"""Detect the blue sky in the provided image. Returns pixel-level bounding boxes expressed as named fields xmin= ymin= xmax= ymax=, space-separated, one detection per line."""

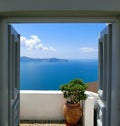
xmin=12 ymin=23 xmax=106 ymax=59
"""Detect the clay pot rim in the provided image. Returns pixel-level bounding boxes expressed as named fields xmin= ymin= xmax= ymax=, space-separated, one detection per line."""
xmin=65 ymin=102 xmax=80 ymax=107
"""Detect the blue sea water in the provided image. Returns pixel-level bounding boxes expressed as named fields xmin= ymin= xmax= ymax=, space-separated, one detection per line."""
xmin=20 ymin=59 xmax=98 ymax=90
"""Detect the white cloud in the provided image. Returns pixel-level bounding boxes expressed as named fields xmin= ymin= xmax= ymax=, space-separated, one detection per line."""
xmin=49 ymin=46 xmax=56 ymax=52
xmin=20 ymin=35 xmax=56 ymax=52
xmin=80 ymin=47 xmax=97 ymax=53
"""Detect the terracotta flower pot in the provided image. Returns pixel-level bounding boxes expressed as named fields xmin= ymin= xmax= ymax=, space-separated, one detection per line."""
xmin=63 ymin=102 xmax=82 ymax=125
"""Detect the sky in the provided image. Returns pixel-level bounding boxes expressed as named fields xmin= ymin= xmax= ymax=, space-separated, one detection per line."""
xmin=12 ymin=23 xmax=106 ymax=59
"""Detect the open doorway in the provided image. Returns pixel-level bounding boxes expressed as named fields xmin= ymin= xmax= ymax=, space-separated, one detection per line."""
xmin=4 ymin=20 xmax=114 ymax=126
xmin=9 ymin=23 xmax=111 ymax=126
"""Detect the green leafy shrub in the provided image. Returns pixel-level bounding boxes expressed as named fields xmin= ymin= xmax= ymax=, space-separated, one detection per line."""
xmin=60 ymin=79 xmax=88 ymax=104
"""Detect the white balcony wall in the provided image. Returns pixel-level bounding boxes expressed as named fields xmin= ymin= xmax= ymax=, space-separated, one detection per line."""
xmin=83 ymin=95 xmax=94 ymax=126
xmin=20 ymin=91 xmax=97 ymax=126
xmin=20 ymin=91 xmax=65 ymax=120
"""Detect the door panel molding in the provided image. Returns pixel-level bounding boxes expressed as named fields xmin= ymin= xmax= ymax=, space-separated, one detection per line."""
xmin=8 ymin=25 xmax=20 ymax=126
xmin=98 ymin=24 xmax=112 ymax=126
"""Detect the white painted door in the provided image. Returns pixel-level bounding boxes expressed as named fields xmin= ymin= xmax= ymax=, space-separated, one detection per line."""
xmin=8 ymin=25 xmax=20 ymax=126
xmin=98 ymin=24 xmax=112 ymax=126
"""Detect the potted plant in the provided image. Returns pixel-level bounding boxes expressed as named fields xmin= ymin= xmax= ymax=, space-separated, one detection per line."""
xmin=60 ymin=79 xmax=88 ymax=125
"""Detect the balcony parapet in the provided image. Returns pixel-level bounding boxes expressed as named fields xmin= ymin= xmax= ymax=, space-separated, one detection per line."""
xmin=20 ymin=90 xmax=98 ymax=126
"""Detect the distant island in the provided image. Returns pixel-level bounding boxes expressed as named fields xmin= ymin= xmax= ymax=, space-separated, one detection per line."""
xmin=20 ymin=56 xmax=68 ymax=62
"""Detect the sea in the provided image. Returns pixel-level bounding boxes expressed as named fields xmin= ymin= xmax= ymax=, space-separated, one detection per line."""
xmin=20 ymin=59 xmax=98 ymax=90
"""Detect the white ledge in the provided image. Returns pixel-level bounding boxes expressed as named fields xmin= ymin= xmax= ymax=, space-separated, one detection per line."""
xmin=20 ymin=90 xmax=98 ymax=96
xmin=20 ymin=90 xmax=63 ymax=94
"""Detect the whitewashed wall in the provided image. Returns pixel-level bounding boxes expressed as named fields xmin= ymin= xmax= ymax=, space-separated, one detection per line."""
xmin=20 ymin=91 xmax=97 ymax=126
xmin=83 ymin=95 xmax=94 ymax=126
xmin=20 ymin=91 xmax=65 ymax=120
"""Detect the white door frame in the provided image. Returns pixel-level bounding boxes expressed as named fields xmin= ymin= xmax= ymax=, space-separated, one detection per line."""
xmin=0 ymin=17 xmax=120 ymax=126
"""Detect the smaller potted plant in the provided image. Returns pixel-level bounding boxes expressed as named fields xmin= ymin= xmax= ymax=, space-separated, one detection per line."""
xmin=60 ymin=79 xmax=88 ymax=125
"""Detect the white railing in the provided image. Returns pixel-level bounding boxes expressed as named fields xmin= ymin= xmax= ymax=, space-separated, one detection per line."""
xmin=20 ymin=91 xmax=98 ymax=126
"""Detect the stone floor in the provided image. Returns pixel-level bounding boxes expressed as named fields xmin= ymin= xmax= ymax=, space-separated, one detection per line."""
xmin=20 ymin=120 xmax=65 ymax=126
xmin=20 ymin=120 xmax=82 ymax=126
